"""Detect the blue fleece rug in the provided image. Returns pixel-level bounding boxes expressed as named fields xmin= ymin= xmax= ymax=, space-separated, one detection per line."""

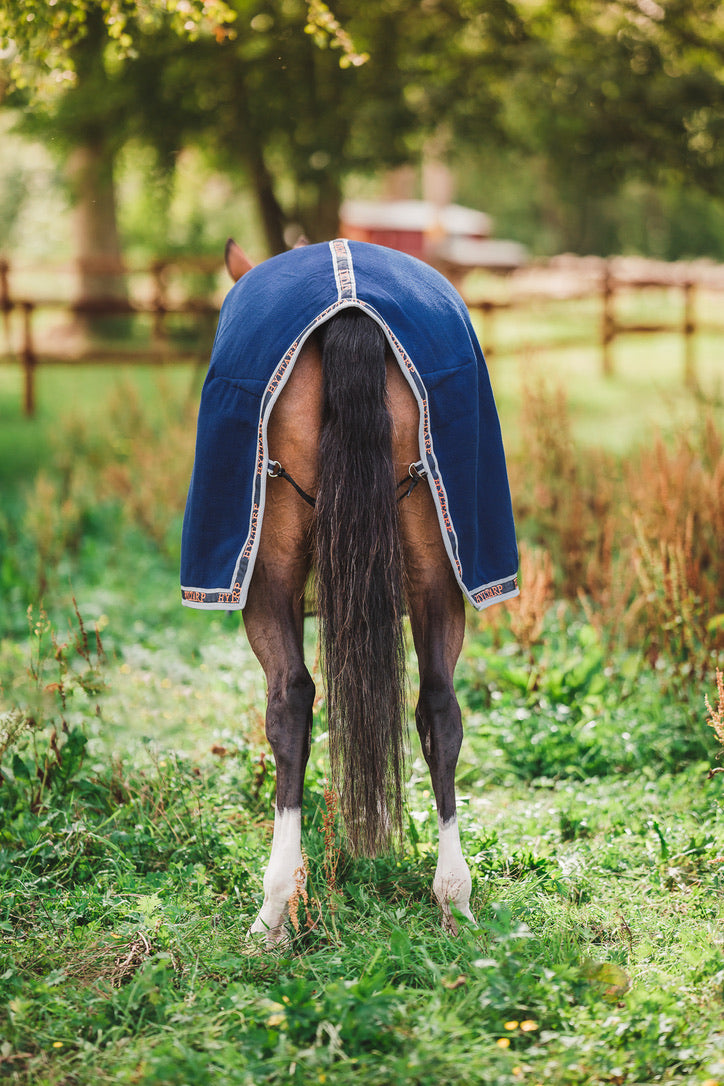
xmin=181 ymin=239 xmax=518 ymax=611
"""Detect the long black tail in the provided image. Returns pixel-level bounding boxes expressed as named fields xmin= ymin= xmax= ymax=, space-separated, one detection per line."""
xmin=315 ymin=309 xmax=407 ymax=857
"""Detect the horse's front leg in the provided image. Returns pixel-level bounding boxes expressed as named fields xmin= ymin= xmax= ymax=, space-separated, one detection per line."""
xmin=244 ymin=578 xmax=315 ymax=946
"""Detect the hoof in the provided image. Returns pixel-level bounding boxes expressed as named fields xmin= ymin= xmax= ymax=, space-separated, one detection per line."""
xmin=248 ymin=916 xmax=291 ymax=950
xmin=440 ymin=902 xmax=476 ymax=936
xmin=434 ymin=863 xmax=473 ymax=935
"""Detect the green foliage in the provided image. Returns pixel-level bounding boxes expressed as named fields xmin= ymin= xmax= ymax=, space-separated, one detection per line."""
xmin=459 ymin=618 xmax=712 ymax=784
xmin=497 ymin=0 xmax=724 ymax=251
xmin=5 ymin=0 xmax=724 ymax=260
xmin=0 ymin=0 xmax=236 ymax=92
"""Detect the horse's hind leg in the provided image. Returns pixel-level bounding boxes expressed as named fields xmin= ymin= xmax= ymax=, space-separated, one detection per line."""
xmin=244 ymin=569 xmax=314 ymax=944
xmin=243 ymin=345 xmax=320 ymax=945
xmin=388 ymin=363 xmax=472 ymax=932
xmin=407 ymin=566 xmax=474 ymax=932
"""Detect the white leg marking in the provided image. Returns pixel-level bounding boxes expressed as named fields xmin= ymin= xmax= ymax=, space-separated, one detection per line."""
xmin=249 ymin=807 xmax=305 ymax=946
xmin=433 ymin=815 xmax=474 ymax=934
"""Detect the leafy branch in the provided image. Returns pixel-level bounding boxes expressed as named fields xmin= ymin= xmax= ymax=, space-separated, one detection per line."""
xmin=304 ymin=0 xmax=369 ymax=68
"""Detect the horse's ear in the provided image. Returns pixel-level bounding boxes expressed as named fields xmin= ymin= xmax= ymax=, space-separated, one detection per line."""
xmin=225 ymin=238 xmax=255 ymax=282
xmin=293 ymin=236 xmax=310 ymax=248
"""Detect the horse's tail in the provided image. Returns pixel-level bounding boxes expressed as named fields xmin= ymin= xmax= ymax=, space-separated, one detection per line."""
xmin=315 ymin=308 xmax=406 ymax=857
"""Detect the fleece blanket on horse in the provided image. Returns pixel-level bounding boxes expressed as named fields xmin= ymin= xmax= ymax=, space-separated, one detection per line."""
xmin=181 ymin=238 xmax=518 ymax=612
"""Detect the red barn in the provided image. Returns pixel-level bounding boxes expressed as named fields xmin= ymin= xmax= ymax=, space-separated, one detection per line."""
xmin=340 ymin=199 xmax=525 ymax=275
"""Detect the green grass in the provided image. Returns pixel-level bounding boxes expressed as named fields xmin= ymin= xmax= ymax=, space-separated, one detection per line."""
xmin=2 ymin=590 xmax=723 ymax=1084
xmin=0 ymin=361 xmax=202 ymax=494
xmin=1 ymin=302 xmax=723 ymax=1084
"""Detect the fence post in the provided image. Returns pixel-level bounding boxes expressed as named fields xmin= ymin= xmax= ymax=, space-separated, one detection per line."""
xmin=21 ymin=301 xmax=37 ymax=417
xmin=601 ymin=260 xmax=615 ymax=378
xmin=0 ymin=259 xmax=10 ymax=348
xmin=480 ymin=300 xmax=496 ymax=360
xmin=151 ymin=259 xmax=168 ymax=344
xmin=682 ymin=279 xmax=697 ymax=390
xmin=0 ymin=258 xmax=9 ymax=312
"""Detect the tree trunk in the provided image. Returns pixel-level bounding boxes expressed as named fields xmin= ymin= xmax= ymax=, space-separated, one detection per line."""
xmin=249 ymin=150 xmax=288 ymax=255
xmin=64 ymin=7 xmax=127 ymax=323
xmin=67 ymin=139 xmax=128 ymax=312
xmin=300 ymin=173 xmax=342 ymax=244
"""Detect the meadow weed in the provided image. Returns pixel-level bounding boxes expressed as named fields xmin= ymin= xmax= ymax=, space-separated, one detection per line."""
xmin=509 ymin=381 xmax=723 ymax=683
xmin=706 ymin=668 xmax=724 ymax=773
xmin=506 ymin=542 xmax=555 ymax=659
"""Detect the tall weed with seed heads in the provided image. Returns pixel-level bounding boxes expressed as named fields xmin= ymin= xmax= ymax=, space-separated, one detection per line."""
xmin=321 ymin=780 xmax=341 ymax=899
xmin=288 ymin=858 xmax=315 ymax=939
xmin=0 ymin=601 xmax=106 ymax=812
xmin=620 ymin=419 xmax=724 ymax=675
xmin=629 ymin=518 xmax=705 ymax=675
xmin=286 ymin=784 xmax=344 ymax=945
xmin=97 ymin=381 xmax=196 ymax=551
xmin=510 ymin=383 xmax=723 ymax=673
xmin=21 ymin=470 xmax=90 ymax=599
xmin=706 ymin=668 xmax=724 ymax=775
xmin=33 ymin=380 xmax=194 ymax=566
xmin=509 ymin=376 xmax=617 ymax=600
xmin=506 ymin=542 xmax=554 ymax=660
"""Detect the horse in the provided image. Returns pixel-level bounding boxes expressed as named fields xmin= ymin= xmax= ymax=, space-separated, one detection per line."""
xmin=181 ymin=237 xmax=518 ymax=945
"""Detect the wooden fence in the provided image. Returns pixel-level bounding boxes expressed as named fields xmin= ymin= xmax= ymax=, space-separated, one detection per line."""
xmin=0 ymin=257 xmax=221 ymax=416
xmin=2 ymin=254 xmax=723 ymax=416
xmin=464 ymin=254 xmax=724 ymax=390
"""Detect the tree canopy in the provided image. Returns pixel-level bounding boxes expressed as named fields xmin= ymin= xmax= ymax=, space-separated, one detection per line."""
xmin=2 ymin=0 xmax=724 ymax=266
xmin=500 ymin=0 xmax=724 ymax=247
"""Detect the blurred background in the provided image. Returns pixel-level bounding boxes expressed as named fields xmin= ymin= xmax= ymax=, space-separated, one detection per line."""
xmin=2 ymin=0 xmax=724 ymax=298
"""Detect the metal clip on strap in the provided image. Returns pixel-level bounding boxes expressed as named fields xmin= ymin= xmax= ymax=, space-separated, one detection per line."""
xmin=267 ymin=460 xmax=316 ymax=507
xmin=397 ymin=460 xmax=427 ymax=501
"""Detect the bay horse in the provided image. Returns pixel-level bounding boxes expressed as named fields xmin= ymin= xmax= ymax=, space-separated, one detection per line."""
xmin=181 ymin=237 xmax=518 ymax=945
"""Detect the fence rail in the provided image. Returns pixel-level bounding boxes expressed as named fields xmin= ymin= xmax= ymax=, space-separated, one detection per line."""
xmin=464 ymin=254 xmax=724 ymax=389
xmin=2 ymin=254 xmax=723 ymax=416
xmin=0 ymin=256 xmax=222 ymax=415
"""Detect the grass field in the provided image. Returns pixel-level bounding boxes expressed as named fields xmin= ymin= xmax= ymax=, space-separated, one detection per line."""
xmin=1 ymin=295 xmax=723 ymax=1085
